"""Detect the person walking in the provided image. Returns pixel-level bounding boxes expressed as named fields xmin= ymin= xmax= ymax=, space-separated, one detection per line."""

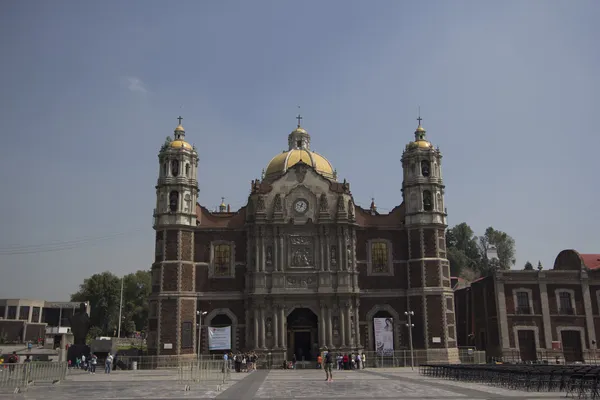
xmin=324 ymin=348 xmax=334 ymax=382
xmin=105 ymin=354 xmax=113 ymax=373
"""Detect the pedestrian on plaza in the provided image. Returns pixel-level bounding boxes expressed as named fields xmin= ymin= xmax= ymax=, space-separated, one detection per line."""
xmin=361 ymin=353 xmax=366 ymax=369
xmin=7 ymin=351 xmax=18 ymax=373
xmin=292 ymin=354 xmax=297 ymax=369
xmin=89 ymin=354 xmax=97 ymax=374
xmin=105 ymin=353 xmax=113 ymax=373
xmin=323 ymin=348 xmax=333 ymax=382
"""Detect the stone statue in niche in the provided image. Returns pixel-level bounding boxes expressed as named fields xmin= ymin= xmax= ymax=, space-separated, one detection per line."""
xmin=347 ymin=200 xmax=354 ymax=219
xmin=337 ymin=196 xmax=345 ymax=212
xmin=347 ymin=244 xmax=353 ymax=266
xmin=266 ymin=317 xmax=272 ymax=337
xmin=332 ymin=316 xmax=339 ymax=337
xmin=351 ymin=316 xmax=355 ymax=338
xmin=330 ymin=245 xmax=337 ymax=266
xmin=266 ymin=246 xmax=273 ymax=265
xmin=256 ymin=195 xmax=266 ymax=212
xmin=273 ymin=194 xmax=282 ymax=212
xmin=296 ymin=164 xmax=307 ymax=183
xmin=319 ymin=193 xmax=328 ymax=212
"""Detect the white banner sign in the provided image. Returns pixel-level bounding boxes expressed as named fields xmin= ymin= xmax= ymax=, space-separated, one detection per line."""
xmin=208 ymin=326 xmax=231 ymax=350
xmin=374 ymin=318 xmax=394 ymax=355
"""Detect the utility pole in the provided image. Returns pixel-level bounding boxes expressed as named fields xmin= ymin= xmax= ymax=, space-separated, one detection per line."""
xmin=117 ymin=276 xmax=124 ymax=338
xmin=405 ymin=311 xmax=415 ymax=370
xmin=197 ymin=310 xmax=207 ymax=361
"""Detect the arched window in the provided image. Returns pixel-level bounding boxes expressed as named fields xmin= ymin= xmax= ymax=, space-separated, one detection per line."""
xmin=162 ymin=163 xmax=167 ymax=176
xmin=185 ymin=163 xmax=190 ymax=177
xmin=169 ymin=191 xmax=179 ymax=212
xmin=421 ymin=160 xmax=430 ymax=177
xmin=213 ymin=244 xmax=231 ymax=276
xmin=171 ymin=160 xmax=179 ymax=177
xmin=423 ymin=190 xmax=432 ymax=211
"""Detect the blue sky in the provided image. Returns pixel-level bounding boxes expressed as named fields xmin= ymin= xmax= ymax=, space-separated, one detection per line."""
xmin=0 ymin=0 xmax=598 ymax=299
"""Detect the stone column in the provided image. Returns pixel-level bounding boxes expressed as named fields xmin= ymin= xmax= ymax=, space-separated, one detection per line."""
xmin=279 ymin=235 xmax=284 ymax=272
xmin=354 ymin=302 xmax=361 ymax=348
xmin=280 ymin=307 xmax=286 ymax=348
xmin=539 ymin=282 xmax=553 ymax=349
xmin=343 ymin=227 xmax=349 ymax=271
xmin=260 ymin=233 xmax=265 ymax=272
xmin=325 ymin=227 xmax=330 ymax=272
xmin=340 ymin=305 xmax=346 ymax=348
xmin=337 ymin=228 xmax=343 ymax=272
xmin=274 ymin=230 xmax=279 ymax=272
xmin=345 ymin=303 xmax=352 ymax=347
xmin=582 ymin=273 xmax=596 ymax=348
xmin=320 ymin=305 xmax=326 ymax=348
xmin=253 ymin=309 xmax=260 ymax=349
xmin=260 ymin=307 xmax=266 ymax=348
xmin=495 ymin=279 xmax=510 ymax=350
xmin=273 ymin=307 xmax=279 ymax=348
xmin=255 ymin=229 xmax=260 ymax=272
xmin=327 ymin=307 xmax=334 ymax=348
xmin=320 ymin=227 xmax=325 ymax=272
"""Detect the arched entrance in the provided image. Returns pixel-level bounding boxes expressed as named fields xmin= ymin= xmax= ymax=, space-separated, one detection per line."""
xmin=287 ymin=308 xmax=318 ymax=361
xmin=207 ymin=313 xmax=234 ymax=354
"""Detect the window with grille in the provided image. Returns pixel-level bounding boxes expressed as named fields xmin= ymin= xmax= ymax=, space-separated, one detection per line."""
xmin=516 ymin=292 xmax=531 ymax=314
xmin=214 ymin=244 xmax=231 ymax=276
xmin=32 ymin=307 xmax=41 ymax=323
xmin=559 ymin=292 xmax=574 ymax=314
xmin=371 ymin=242 xmax=389 ymax=273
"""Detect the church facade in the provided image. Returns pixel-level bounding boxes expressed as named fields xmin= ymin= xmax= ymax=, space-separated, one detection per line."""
xmin=147 ymin=116 xmax=458 ymax=363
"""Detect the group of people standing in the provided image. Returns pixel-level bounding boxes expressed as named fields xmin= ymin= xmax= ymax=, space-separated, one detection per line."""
xmin=229 ymin=351 xmax=258 ymax=372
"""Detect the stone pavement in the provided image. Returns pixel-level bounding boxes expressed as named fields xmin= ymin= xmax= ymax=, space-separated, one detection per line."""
xmin=2 ymin=367 xmax=571 ymax=399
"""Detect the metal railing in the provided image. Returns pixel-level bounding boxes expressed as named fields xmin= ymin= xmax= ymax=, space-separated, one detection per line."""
xmin=178 ymin=360 xmax=230 ymax=391
xmin=0 ymin=361 xmax=67 ymax=393
xmin=362 ymin=349 xmax=486 ymax=368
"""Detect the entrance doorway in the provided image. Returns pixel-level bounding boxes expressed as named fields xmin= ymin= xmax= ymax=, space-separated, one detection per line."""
xmin=287 ymin=308 xmax=318 ymax=361
xmin=561 ymin=330 xmax=584 ymax=363
xmin=517 ymin=330 xmax=537 ymax=362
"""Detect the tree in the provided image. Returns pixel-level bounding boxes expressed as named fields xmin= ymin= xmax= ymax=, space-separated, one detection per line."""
xmin=524 ymin=261 xmax=534 ymax=270
xmin=446 ymin=222 xmax=481 ymax=277
xmin=478 ymin=227 xmax=516 ymax=273
xmin=71 ymin=270 xmax=151 ymax=337
xmin=71 ymin=271 xmax=121 ymax=335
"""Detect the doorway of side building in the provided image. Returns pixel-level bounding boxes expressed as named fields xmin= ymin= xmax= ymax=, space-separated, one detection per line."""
xmin=561 ymin=330 xmax=584 ymax=363
xmin=517 ymin=330 xmax=537 ymax=362
xmin=287 ymin=308 xmax=318 ymax=362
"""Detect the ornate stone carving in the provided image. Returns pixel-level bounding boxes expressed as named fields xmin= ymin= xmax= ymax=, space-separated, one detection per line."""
xmin=347 ymin=244 xmax=353 ymax=264
xmin=273 ymin=194 xmax=282 ymax=212
xmin=290 ymin=236 xmax=311 ymax=246
xmin=291 ymin=248 xmax=312 ymax=266
xmin=337 ymin=196 xmax=345 ymax=212
xmin=330 ymin=245 xmax=337 ymax=265
xmin=347 ymin=200 xmax=354 ymax=219
xmin=333 ymin=316 xmax=340 ymax=336
xmin=351 ymin=316 xmax=356 ymax=337
xmin=256 ymin=195 xmax=265 ymax=212
xmin=319 ymin=193 xmax=328 ymax=212
xmin=266 ymin=317 xmax=273 ymax=337
xmin=286 ymin=276 xmax=315 ymax=288
xmin=296 ymin=164 xmax=307 ymax=183
xmin=266 ymin=246 xmax=273 ymax=265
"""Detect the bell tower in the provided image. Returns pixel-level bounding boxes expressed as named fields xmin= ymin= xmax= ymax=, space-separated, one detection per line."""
xmin=154 ymin=117 xmax=199 ymax=227
xmin=148 ymin=117 xmax=199 ymax=356
xmin=401 ymin=116 xmax=458 ymax=363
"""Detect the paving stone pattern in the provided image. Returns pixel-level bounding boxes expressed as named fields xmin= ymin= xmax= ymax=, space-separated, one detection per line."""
xmin=3 ymin=367 xmax=571 ymax=399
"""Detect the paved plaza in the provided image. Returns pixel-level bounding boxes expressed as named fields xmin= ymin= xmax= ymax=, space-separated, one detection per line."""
xmin=4 ymin=367 xmax=571 ymax=399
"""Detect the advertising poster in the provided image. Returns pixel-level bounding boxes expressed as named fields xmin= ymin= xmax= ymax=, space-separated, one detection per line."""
xmin=208 ymin=326 xmax=231 ymax=350
xmin=374 ymin=317 xmax=394 ymax=355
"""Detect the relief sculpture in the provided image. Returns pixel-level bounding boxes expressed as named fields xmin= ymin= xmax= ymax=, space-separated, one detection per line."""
xmin=291 ymin=248 xmax=312 ymax=266
xmin=266 ymin=246 xmax=273 ymax=265
xmin=290 ymin=236 xmax=311 ymax=246
xmin=330 ymin=245 xmax=337 ymax=266
xmin=286 ymin=276 xmax=315 ymax=288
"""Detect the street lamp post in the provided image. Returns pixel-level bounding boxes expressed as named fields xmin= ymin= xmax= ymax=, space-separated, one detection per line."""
xmin=197 ymin=310 xmax=207 ymax=361
xmin=117 ymin=276 xmax=124 ymax=338
xmin=405 ymin=311 xmax=415 ymax=370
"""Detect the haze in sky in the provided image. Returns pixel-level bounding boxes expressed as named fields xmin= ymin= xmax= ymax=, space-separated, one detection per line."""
xmin=0 ymin=0 xmax=598 ymax=299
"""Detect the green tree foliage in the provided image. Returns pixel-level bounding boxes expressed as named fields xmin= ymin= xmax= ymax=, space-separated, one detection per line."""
xmin=478 ymin=227 xmax=516 ymax=272
xmin=524 ymin=261 xmax=534 ymax=270
xmin=446 ymin=223 xmax=517 ymax=279
xmin=71 ymin=270 xmax=151 ymax=337
xmin=446 ymin=222 xmax=481 ymax=277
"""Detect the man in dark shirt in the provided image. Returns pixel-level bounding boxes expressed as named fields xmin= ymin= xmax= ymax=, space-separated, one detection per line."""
xmin=324 ymin=348 xmax=333 ymax=382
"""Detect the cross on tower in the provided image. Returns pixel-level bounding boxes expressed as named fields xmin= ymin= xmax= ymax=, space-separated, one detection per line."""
xmin=296 ymin=114 xmax=303 ymax=127
xmin=417 ymin=115 xmax=422 ymax=125
xmin=177 ymin=116 xmax=183 ymax=125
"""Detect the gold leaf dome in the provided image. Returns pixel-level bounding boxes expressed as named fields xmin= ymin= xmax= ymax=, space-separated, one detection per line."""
xmin=265 ymin=149 xmax=335 ymax=179
xmin=174 ymin=124 xmax=185 ymax=132
xmin=170 ymin=140 xmax=193 ymax=150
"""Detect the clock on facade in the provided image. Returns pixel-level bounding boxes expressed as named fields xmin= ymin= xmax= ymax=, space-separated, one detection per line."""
xmin=294 ymin=199 xmax=309 ymax=214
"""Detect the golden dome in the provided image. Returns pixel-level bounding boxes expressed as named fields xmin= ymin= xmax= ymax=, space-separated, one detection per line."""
xmin=416 ymin=125 xmax=425 ymax=132
xmin=170 ymin=140 xmax=193 ymax=150
xmin=265 ymin=149 xmax=335 ymax=179
xmin=174 ymin=124 xmax=185 ymax=132
xmin=292 ymin=127 xmax=307 ymax=134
